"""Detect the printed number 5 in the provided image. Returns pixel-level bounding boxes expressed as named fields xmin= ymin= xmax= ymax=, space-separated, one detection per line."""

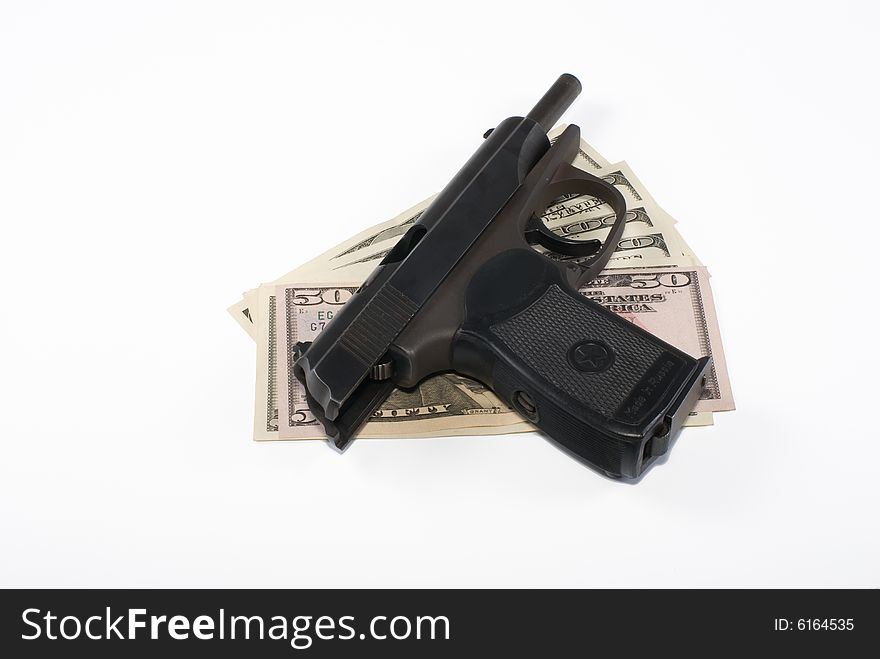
xmin=290 ymin=408 xmax=316 ymax=424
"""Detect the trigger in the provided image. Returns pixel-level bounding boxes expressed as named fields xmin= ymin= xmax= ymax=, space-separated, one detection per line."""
xmin=525 ymin=216 xmax=602 ymax=258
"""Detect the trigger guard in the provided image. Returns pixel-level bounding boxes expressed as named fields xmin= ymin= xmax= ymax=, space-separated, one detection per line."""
xmin=522 ymin=161 xmax=628 ymax=285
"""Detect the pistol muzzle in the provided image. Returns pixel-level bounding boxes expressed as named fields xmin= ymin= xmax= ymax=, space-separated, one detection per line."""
xmin=526 ymin=73 xmax=582 ymax=132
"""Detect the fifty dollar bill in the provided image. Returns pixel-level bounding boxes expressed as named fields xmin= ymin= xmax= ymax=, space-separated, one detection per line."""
xmin=257 ymin=265 xmax=731 ymax=441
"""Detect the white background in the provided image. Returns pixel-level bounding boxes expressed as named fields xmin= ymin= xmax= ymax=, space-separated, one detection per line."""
xmin=2 ymin=1 xmax=878 ymax=588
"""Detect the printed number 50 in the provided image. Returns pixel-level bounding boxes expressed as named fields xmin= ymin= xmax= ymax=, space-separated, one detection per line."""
xmin=629 ymin=273 xmax=691 ymax=289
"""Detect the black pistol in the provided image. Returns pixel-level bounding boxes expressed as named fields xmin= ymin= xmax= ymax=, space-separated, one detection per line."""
xmin=294 ymin=74 xmax=710 ymax=479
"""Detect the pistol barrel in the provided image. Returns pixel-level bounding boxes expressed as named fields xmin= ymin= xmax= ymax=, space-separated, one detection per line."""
xmin=526 ymin=73 xmax=582 ymax=132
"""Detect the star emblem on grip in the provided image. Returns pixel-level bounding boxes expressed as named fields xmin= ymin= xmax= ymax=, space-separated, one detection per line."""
xmin=567 ymin=340 xmax=614 ymax=373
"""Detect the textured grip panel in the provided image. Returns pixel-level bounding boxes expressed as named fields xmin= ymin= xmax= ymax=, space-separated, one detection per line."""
xmin=456 ymin=249 xmax=706 ymax=477
xmin=491 ymin=284 xmax=666 ymax=421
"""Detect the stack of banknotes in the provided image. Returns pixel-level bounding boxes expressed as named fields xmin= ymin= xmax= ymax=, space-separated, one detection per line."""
xmin=229 ymin=126 xmax=734 ymax=441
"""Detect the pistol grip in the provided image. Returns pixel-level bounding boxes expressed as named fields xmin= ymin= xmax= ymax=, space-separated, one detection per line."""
xmin=454 ymin=248 xmax=709 ymax=479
